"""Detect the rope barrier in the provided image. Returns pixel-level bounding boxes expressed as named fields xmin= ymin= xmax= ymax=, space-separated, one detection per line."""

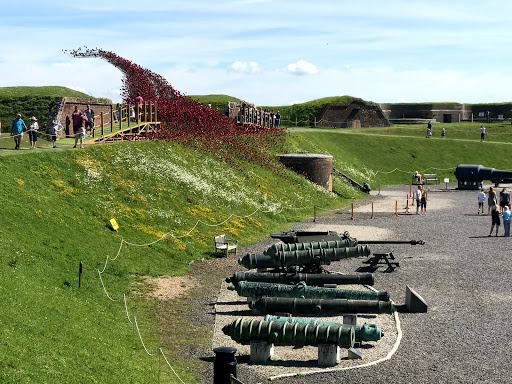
xmin=97 ymin=269 xmax=119 ymax=302
xmin=133 ymin=316 xmax=157 ymax=356
xmin=159 ymin=348 xmax=188 ymax=384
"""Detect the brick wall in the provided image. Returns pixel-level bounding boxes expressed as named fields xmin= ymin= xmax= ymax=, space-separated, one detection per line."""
xmin=49 ymin=97 xmax=113 ymax=138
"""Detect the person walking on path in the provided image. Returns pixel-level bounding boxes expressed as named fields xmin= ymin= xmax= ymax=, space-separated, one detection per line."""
xmin=72 ymin=106 xmax=82 ymax=136
xmin=28 ymin=116 xmax=39 ymax=149
xmin=502 ymin=206 xmax=511 ymax=237
xmin=488 ymin=187 xmax=497 ymax=214
xmin=478 ymin=189 xmax=485 ymax=214
xmin=489 ymin=205 xmax=501 ymax=236
xmin=73 ymin=111 xmax=87 ymax=149
xmin=83 ymin=104 xmax=94 ymax=133
xmin=480 ymin=125 xmax=486 ymax=142
xmin=11 ymin=113 xmax=26 ymax=150
xmin=499 ymin=188 xmax=510 ymax=213
xmin=416 ymin=185 xmax=423 ymax=214
xmin=420 ymin=188 xmax=427 ymax=215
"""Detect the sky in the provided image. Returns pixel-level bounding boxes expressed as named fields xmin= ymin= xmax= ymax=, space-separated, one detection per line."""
xmin=2 ymin=0 xmax=512 ymax=106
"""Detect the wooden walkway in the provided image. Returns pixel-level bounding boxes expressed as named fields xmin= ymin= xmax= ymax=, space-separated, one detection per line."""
xmin=88 ymin=121 xmax=160 ymax=144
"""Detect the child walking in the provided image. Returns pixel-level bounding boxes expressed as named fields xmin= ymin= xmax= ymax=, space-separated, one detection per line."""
xmin=477 ymin=189 xmax=485 ymax=214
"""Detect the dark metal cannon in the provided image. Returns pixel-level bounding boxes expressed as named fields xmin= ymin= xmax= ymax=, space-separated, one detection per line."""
xmin=270 ymin=230 xmax=424 ymax=246
xmin=225 ymin=271 xmax=375 ymax=286
xmin=454 ymin=164 xmax=512 ymax=190
xmin=264 ymin=315 xmax=383 ymax=342
xmin=222 ymin=317 xmax=355 ymax=348
xmin=238 ymin=245 xmax=370 ymax=270
xmin=228 ymin=281 xmax=390 ymax=301
xmin=250 ymin=297 xmax=393 ymax=315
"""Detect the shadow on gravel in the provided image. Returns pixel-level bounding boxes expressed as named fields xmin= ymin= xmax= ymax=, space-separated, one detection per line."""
xmin=211 ymin=309 xmax=253 ymax=316
xmin=216 ymin=300 xmax=247 ymax=305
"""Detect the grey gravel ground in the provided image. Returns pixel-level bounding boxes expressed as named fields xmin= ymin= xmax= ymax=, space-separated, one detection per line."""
xmin=197 ymin=183 xmax=512 ymax=384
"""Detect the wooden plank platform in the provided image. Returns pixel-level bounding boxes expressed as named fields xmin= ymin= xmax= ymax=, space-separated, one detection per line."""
xmin=87 ymin=121 xmax=161 ymax=144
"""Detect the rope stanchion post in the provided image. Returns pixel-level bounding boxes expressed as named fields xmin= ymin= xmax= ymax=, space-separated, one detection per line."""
xmin=394 ymin=200 xmax=398 ymax=217
xmin=351 ymin=203 xmax=355 ymax=220
xmin=313 ymin=205 xmax=318 ymax=223
xmin=405 ymin=195 xmax=410 ymax=214
xmin=378 ymin=183 xmax=381 ymax=196
xmin=78 ymin=261 xmax=83 ymax=288
xmin=370 ymin=202 xmax=376 ymax=219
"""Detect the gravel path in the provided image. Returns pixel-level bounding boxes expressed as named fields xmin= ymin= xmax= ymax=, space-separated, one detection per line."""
xmin=197 ymin=183 xmax=512 ymax=384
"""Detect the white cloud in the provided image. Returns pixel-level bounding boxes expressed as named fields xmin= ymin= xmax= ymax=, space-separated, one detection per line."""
xmin=286 ymin=60 xmax=318 ymax=75
xmin=228 ymin=61 xmax=261 ymax=74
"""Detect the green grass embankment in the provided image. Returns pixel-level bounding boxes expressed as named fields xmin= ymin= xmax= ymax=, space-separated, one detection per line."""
xmin=0 ymin=139 xmax=360 ymax=383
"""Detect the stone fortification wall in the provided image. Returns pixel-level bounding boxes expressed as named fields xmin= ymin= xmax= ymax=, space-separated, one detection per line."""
xmin=48 ymin=97 xmax=112 ymax=138
xmin=379 ymin=103 xmax=512 ymax=123
xmin=317 ymin=98 xmax=389 ymax=128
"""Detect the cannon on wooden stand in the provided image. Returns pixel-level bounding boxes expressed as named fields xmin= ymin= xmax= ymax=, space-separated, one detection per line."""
xmin=270 ymin=230 xmax=424 ymax=246
xmin=238 ymin=245 xmax=370 ymax=271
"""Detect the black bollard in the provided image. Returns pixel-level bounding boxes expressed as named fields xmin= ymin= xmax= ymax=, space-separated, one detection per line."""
xmin=213 ymin=346 xmax=237 ymax=384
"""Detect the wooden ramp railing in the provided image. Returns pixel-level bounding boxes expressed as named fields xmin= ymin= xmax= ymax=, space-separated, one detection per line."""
xmin=89 ymin=101 xmax=159 ymax=143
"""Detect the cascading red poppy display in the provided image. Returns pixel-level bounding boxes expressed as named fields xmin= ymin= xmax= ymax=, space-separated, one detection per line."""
xmin=65 ymin=47 xmax=286 ymax=174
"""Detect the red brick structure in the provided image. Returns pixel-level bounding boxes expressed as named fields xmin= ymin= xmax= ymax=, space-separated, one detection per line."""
xmin=48 ymin=97 xmax=113 ymax=138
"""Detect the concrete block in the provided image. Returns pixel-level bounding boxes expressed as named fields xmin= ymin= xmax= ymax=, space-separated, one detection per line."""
xmin=318 ymin=344 xmax=339 ymax=366
xmin=405 ymin=285 xmax=428 ymax=313
xmin=250 ymin=340 xmax=273 ymax=363
xmin=347 ymin=347 xmax=363 ymax=359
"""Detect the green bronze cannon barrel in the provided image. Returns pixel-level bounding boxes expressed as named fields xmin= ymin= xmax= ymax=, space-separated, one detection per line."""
xmin=264 ymin=240 xmax=357 ymax=256
xmin=225 ymin=271 xmax=374 ymax=286
xmin=222 ymin=317 xmax=355 ymax=348
xmin=250 ymin=297 xmax=393 ymax=315
xmin=264 ymin=315 xmax=383 ymax=342
xmin=238 ymin=245 xmax=370 ymax=269
xmin=228 ymin=281 xmax=389 ymax=301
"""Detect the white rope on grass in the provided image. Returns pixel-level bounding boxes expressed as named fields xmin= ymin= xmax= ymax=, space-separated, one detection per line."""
xmin=97 ymin=269 xmax=119 ymax=302
xmin=133 ymin=316 xmax=157 ymax=356
xmin=123 ymin=293 xmax=132 ymax=323
xmin=159 ymin=348 xmax=188 ymax=384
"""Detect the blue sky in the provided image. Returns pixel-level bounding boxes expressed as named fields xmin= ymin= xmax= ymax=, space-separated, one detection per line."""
xmin=2 ymin=0 xmax=512 ymax=105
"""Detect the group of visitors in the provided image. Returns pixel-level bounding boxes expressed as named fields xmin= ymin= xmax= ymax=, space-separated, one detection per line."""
xmin=424 ymin=121 xmax=446 ymax=138
xmin=11 ymin=114 xmax=41 ymax=150
xmin=480 ymin=187 xmax=511 ymax=236
xmin=10 ymin=104 xmax=95 ymax=150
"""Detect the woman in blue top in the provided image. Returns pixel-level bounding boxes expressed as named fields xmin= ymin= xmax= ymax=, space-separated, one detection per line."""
xmin=11 ymin=113 xmax=26 ymax=150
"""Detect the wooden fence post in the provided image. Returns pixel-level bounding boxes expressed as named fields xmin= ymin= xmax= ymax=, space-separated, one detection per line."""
xmin=110 ymin=105 xmax=114 ymax=133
